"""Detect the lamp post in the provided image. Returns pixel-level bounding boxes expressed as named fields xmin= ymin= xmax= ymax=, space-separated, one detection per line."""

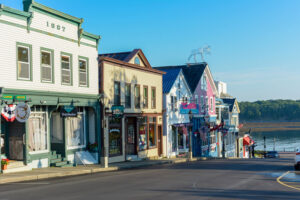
xmin=221 ymin=119 xmax=225 ymax=158
xmin=100 ymin=93 xmax=109 ymax=168
xmin=188 ymin=110 xmax=193 ymax=160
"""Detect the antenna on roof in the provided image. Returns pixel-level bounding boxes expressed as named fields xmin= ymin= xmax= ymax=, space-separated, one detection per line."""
xmin=188 ymin=45 xmax=211 ymax=63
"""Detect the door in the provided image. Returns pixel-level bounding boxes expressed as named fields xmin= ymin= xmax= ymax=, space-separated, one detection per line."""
xmin=157 ymin=125 xmax=162 ymax=156
xmin=51 ymin=112 xmax=65 ymax=156
xmin=126 ymin=118 xmax=137 ymax=155
xmin=8 ymin=121 xmax=25 ymax=160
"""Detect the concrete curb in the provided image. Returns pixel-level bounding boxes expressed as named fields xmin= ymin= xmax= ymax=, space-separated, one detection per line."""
xmin=0 ymin=157 xmax=228 ymax=184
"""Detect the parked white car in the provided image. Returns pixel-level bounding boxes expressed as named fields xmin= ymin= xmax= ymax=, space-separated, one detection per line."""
xmin=294 ymin=149 xmax=300 ymax=170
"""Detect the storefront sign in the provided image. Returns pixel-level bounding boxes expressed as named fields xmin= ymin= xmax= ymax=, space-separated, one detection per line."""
xmin=2 ymin=95 xmax=27 ymax=101
xmin=2 ymin=95 xmax=13 ymax=100
xmin=1 ymin=104 xmax=16 ymax=122
xmin=60 ymin=106 xmax=78 ymax=117
xmin=111 ymin=105 xmax=124 ymax=118
xmin=180 ymin=103 xmax=199 ymax=114
xmin=15 ymin=95 xmax=26 ymax=101
xmin=15 ymin=103 xmax=31 ymax=123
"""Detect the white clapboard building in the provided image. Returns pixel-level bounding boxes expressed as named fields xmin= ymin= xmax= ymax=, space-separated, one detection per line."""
xmin=0 ymin=0 xmax=101 ymax=173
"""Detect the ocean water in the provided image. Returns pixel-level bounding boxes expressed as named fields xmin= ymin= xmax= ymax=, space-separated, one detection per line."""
xmin=250 ymin=130 xmax=300 ymax=152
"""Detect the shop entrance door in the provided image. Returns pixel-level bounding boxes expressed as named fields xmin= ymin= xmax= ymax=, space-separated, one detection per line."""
xmin=157 ymin=125 xmax=162 ymax=156
xmin=7 ymin=121 xmax=25 ymax=161
xmin=50 ymin=112 xmax=65 ymax=157
xmin=126 ymin=118 xmax=137 ymax=155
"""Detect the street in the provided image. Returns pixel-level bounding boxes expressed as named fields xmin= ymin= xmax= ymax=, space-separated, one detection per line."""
xmin=0 ymin=153 xmax=299 ymax=200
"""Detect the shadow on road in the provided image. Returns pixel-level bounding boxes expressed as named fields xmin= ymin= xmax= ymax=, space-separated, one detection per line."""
xmin=149 ymin=188 xmax=300 ymax=200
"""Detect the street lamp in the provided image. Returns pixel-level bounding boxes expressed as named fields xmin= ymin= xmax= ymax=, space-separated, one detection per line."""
xmin=99 ymin=93 xmax=109 ymax=168
xmin=188 ymin=110 xmax=193 ymax=160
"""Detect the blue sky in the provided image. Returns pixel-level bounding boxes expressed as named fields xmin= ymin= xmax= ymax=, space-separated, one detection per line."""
xmin=1 ymin=0 xmax=300 ymax=102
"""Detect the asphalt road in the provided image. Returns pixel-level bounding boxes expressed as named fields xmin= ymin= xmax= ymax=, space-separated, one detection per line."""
xmin=0 ymin=153 xmax=299 ymax=200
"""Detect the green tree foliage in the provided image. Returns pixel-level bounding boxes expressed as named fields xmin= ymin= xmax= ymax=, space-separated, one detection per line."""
xmin=239 ymin=100 xmax=300 ymax=121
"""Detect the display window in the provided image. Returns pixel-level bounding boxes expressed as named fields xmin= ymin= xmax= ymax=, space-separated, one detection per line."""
xmin=109 ymin=117 xmax=122 ymax=156
xmin=148 ymin=117 xmax=156 ymax=147
xmin=138 ymin=117 xmax=147 ymax=150
xmin=171 ymin=126 xmax=177 ymax=152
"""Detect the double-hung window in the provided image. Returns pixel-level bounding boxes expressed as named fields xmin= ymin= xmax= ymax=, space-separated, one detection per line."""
xmin=135 ymin=85 xmax=140 ymax=109
xmin=41 ymin=49 xmax=53 ymax=83
xmin=151 ymin=87 xmax=156 ymax=109
xmin=79 ymin=58 xmax=88 ymax=87
xmin=143 ymin=86 xmax=148 ymax=108
xmin=125 ymin=83 xmax=131 ymax=108
xmin=114 ymin=81 xmax=121 ymax=105
xmin=61 ymin=54 xmax=72 ymax=85
xmin=210 ymin=97 xmax=213 ymax=112
xmin=17 ymin=44 xmax=31 ymax=80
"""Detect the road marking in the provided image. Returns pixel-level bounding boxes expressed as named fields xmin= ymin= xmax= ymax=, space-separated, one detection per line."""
xmin=10 ymin=182 xmax=50 ymax=185
xmin=276 ymin=171 xmax=300 ymax=191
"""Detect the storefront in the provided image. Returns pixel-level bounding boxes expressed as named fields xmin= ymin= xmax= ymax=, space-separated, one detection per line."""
xmin=0 ymin=89 xmax=100 ymax=171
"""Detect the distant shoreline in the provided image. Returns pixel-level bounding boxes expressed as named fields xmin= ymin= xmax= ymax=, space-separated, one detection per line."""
xmin=240 ymin=122 xmax=300 ymax=132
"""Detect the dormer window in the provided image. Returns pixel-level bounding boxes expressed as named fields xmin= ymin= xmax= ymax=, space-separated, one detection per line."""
xmin=134 ymin=57 xmax=140 ymax=65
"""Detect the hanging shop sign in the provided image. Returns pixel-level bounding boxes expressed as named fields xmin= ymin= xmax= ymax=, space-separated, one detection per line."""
xmin=60 ymin=105 xmax=78 ymax=117
xmin=180 ymin=103 xmax=199 ymax=114
xmin=2 ymin=95 xmax=14 ymax=100
xmin=111 ymin=105 xmax=124 ymax=118
xmin=15 ymin=103 xmax=31 ymax=123
xmin=1 ymin=104 xmax=16 ymax=122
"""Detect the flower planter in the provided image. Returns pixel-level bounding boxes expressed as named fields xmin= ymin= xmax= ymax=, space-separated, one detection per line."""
xmin=1 ymin=165 xmax=7 ymax=170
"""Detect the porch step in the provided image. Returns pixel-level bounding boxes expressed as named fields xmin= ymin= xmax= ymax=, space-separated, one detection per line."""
xmin=50 ymin=151 xmax=73 ymax=168
xmin=52 ymin=161 xmax=69 ymax=167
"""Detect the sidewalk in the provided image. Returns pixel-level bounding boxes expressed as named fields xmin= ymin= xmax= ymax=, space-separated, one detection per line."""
xmin=0 ymin=157 xmax=216 ymax=184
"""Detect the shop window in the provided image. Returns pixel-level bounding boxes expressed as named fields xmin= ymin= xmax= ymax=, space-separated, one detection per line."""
xmin=135 ymin=85 xmax=140 ymax=109
xmin=138 ymin=117 xmax=147 ymax=150
xmin=61 ymin=54 xmax=72 ymax=85
xmin=171 ymin=126 xmax=177 ymax=152
xmin=17 ymin=44 xmax=31 ymax=80
xmin=28 ymin=112 xmax=48 ymax=152
xmin=143 ymin=86 xmax=148 ymax=108
xmin=114 ymin=81 xmax=121 ymax=105
xmin=41 ymin=49 xmax=53 ymax=83
xmin=109 ymin=117 xmax=122 ymax=156
xmin=178 ymin=127 xmax=184 ymax=149
xmin=149 ymin=117 xmax=156 ymax=147
xmin=66 ymin=113 xmax=85 ymax=148
xmin=151 ymin=87 xmax=156 ymax=109
xmin=125 ymin=83 xmax=131 ymax=108
xmin=79 ymin=58 xmax=88 ymax=87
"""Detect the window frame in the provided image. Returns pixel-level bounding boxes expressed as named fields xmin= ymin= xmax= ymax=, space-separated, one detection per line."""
xmin=40 ymin=47 xmax=54 ymax=84
xmin=210 ymin=97 xmax=213 ymax=112
xmin=125 ymin=83 xmax=131 ymax=109
xmin=16 ymin=42 xmax=32 ymax=81
xmin=148 ymin=117 xmax=157 ymax=148
xmin=66 ymin=109 xmax=86 ymax=150
xmin=28 ymin=111 xmax=49 ymax=154
xmin=78 ymin=56 xmax=89 ymax=87
xmin=135 ymin=84 xmax=141 ymax=109
xmin=143 ymin=86 xmax=148 ymax=109
xmin=114 ymin=81 xmax=121 ymax=106
xmin=151 ymin=87 xmax=156 ymax=109
xmin=61 ymin=52 xmax=73 ymax=86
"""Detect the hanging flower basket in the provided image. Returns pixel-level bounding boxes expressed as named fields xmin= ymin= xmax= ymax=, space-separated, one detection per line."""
xmin=1 ymin=159 xmax=10 ymax=170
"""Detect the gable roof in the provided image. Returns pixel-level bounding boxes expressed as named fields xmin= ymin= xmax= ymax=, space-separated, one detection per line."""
xmin=99 ymin=49 xmax=152 ymax=67
xmin=222 ymin=98 xmax=238 ymax=112
xmin=157 ymin=68 xmax=182 ymax=93
xmin=156 ymin=63 xmax=206 ymax=93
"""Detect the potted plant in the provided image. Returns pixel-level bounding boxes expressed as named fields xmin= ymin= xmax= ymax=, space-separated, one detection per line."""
xmin=1 ymin=159 xmax=9 ymax=170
